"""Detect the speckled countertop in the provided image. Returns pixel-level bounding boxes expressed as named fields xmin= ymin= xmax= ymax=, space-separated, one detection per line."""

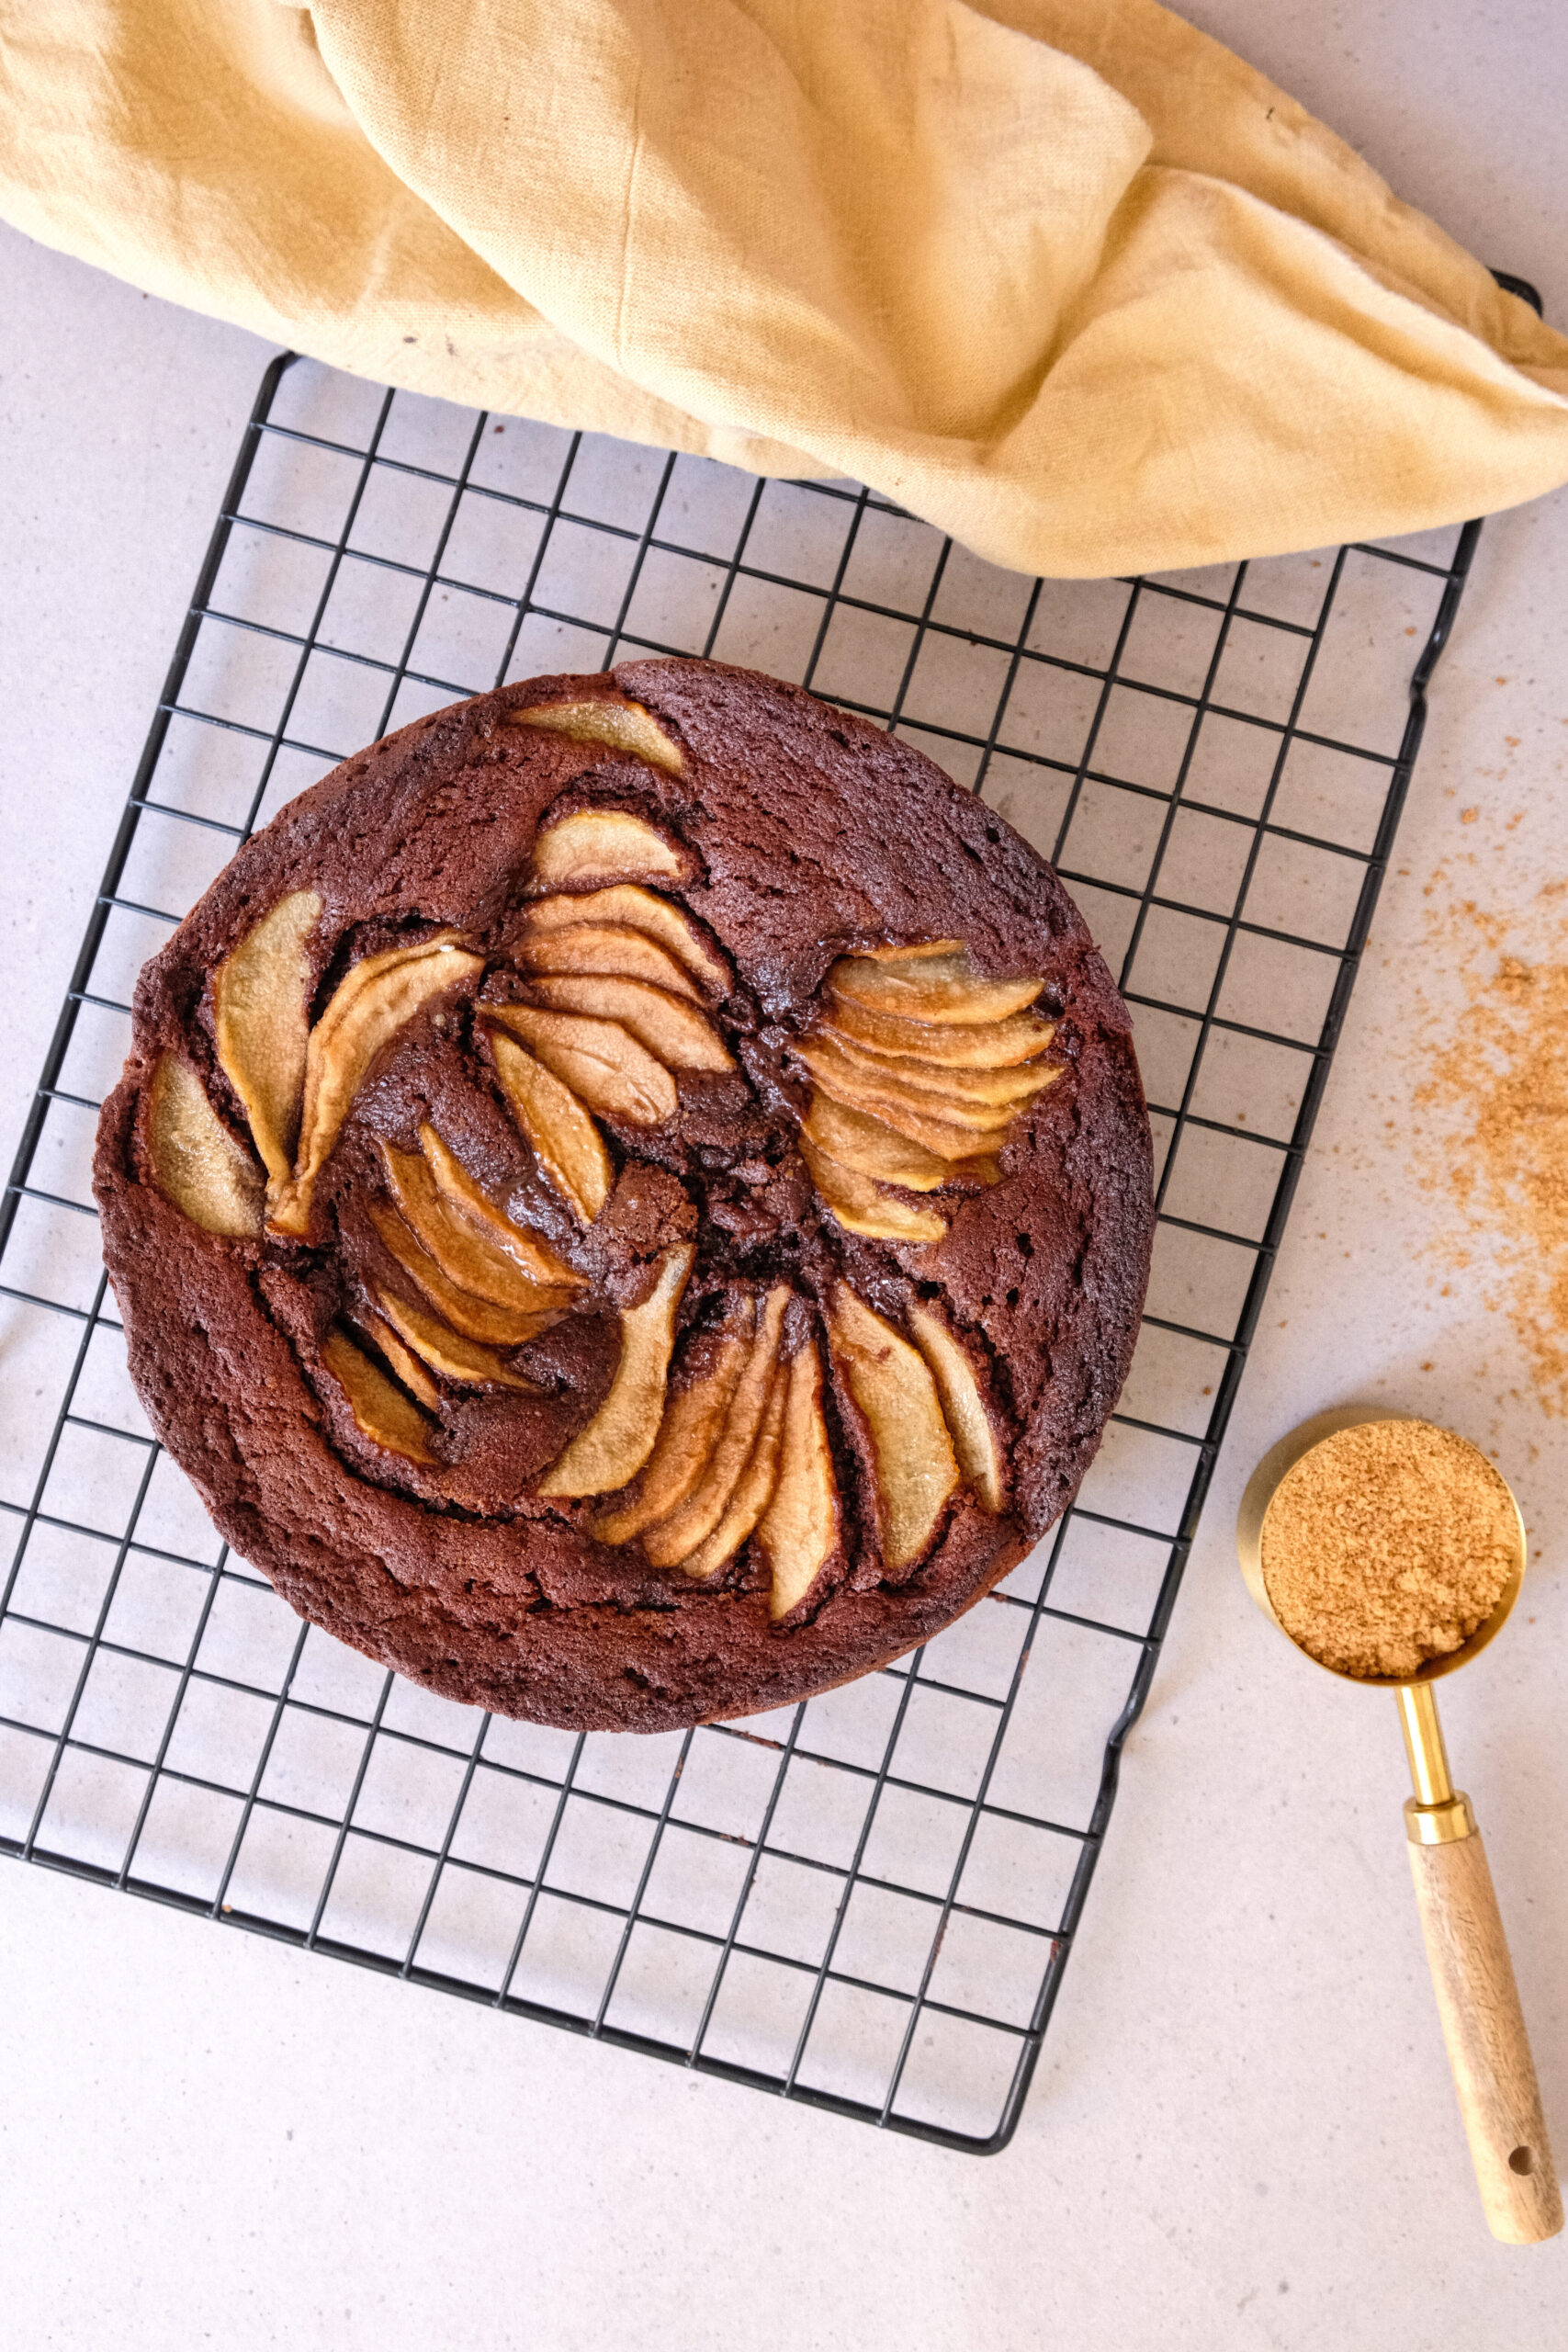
xmin=2 ymin=7 xmax=1565 ymax=2344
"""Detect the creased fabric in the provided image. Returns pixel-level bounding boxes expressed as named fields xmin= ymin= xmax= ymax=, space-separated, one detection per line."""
xmin=3 ymin=0 xmax=1565 ymax=575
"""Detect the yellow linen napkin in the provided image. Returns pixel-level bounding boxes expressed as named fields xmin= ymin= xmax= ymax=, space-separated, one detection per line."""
xmin=3 ymin=0 xmax=1566 ymax=576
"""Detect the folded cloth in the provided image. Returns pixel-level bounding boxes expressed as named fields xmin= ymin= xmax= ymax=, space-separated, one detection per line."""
xmin=4 ymin=0 xmax=1566 ymax=575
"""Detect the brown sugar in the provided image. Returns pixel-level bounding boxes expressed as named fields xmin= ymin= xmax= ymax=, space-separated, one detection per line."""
xmin=1259 ymin=1419 xmax=1517 ymax=1679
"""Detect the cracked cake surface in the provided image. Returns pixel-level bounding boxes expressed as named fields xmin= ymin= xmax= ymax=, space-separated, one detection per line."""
xmin=94 ymin=657 xmax=1155 ymax=1732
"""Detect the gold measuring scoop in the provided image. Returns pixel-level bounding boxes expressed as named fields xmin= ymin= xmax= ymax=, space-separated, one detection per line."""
xmin=1236 ymin=1406 xmax=1562 ymax=2244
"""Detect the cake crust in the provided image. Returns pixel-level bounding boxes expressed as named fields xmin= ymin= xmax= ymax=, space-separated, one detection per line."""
xmin=94 ymin=659 xmax=1154 ymax=1731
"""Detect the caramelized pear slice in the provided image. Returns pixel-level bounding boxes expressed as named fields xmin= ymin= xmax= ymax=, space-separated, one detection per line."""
xmin=376 ymin=1286 xmax=539 ymax=1392
xmin=146 ymin=1054 xmax=264 ymax=1238
xmin=795 ymin=1037 xmax=1016 ymax=1143
xmin=641 ymin=1286 xmax=789 ymax=1568
xmin=804 ymin=1092 xmax=958 ymax=1193
xmin=212 ymin=888 xmax=321 ymax=1185
xmin=358 ymin=1309 xmax=443 ymax=1413
xmin=367 ymin=1200 xmax=568 ymax=1347
xmin=854 ymin=938 xmax=964 ymax=962
xmin=525 ymin=975 xmax=733 ymax=1072
xmin=484 ymin=1006 xmax=678 ymax=1125
xmin=525 ymin=888 xmax=729 ymax=997
xmin=487 ymin=1031 xmax=613 ymax=1223
xmin=269 ymin=933 xmax=482 ymax=1235
xmin=829 ymin=951 xmax=1043 ymax=1026
xmin=512 ymin=697 xmax=682 ymax=776
xmin=815 ymin=1082 xmax=1011 ymax=1166
xmin=817 ymin=1025 xmax=1058 ymax=1108
xmin=321 ymin=1329 xmax=435 ymax=1464
xmin=537 ymin=1244 xmax=694 ymax=1496
xmin=519 ymin=922 xmax=703 ymax=1001
xmin=529 ymin=807 xmax=688 ymax=891
xmin=380 ymin=1143 xmax=579 ymax=1313
xmin=908 ymin=1304 xmax=1003 ymax=1513
xmin=799 ymin=1138 xmax=947 ymax=1245
xmin=591 ymin=1309 xmax=752 ymax=1544
xmin=825 ymin=995 xmax=1055 ymax=1067
xmin=757 ymin=1341 xmax=841 ymax=1620
xmin=418 ymin=1125 xmax=581 ymax=1288
xmin=829 ymin=1286 xmax=959 ymax=1570
xmin=677 ymin=1363 xmax=787 ymax=1580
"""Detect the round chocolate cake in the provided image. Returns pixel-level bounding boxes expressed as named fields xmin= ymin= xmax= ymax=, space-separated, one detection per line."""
xmin=95 ymin=659 xmax=1153 ymax=1732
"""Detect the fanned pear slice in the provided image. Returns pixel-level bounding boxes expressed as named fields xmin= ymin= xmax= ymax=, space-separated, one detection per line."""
xmin=525 ymin=888 xmax=729 ymax=997
xmin=487 ymin=1031 xmax=613 ymax=1223
xmin=529 ymin=807 xmax=688 ymax=892
xmin=212 ymin=888 xmax=321 ymax=1186
xmin=854 ymin=938 xmax=964 ymax=963
xmin=321 ymin=1329 xmax=435 ymax=1464
xmin=908 ymin=1304 xmax=1003 ymax=1514
xmin=641 ymin=1286 xmax=789 ymax=1567
xmin=358 ymin=1309 xmax=443 ymax=1413
xmin=829 ymin=951 xmax=1043 ymax=1026
xmin=512 ymin=697 xmax=683 ymax=775
xmin=815 ymin=1081 xmax=1011 ymax=1166
xmin=418 ymin=1125 xmax=581 ymax=1288
xmin=484 ymin=1006 xmax=678 ymax=1125
xmin=795 ymin=1038 xmax=1016 ymax=1143
xmin=818 ymin=1026 xmax=1058 ymax=1108
xmin=826 ymin=995 xmax=1055 ymax=1068
xmin=519 ymin=922 xmax=704 ymax=1001
xmin=380 ymin=1143 xmax=579 ymax=1315
xmin=757 ymin=1341 xmax=841 ymax=1620
xmin=537 ymin=1244 xmax=694 ymax=1497
xmin=146 ymin=1054 xmax=264 ymax=1238
xmin=829 ymin=1287 xmax=959 ymax=1571
xmin=525 ymin=975 xmax=734 ymax=1072
xmin=591 ymin=1308 xmax=752 ymax=1544
xmin=803 ymin=1091 xmax=956 ymax=1193
xmin=677 ymin=1363 xmax=787 ymax=1580
xmin=376 ymin=1286 xmax=539 ymax=1392
xmin=269 ymin=933 xmax=482 ymax=1235
xmin=368 ymin=1200 xmax=568 ymax=1347
xmin=800 ymin=1139 xmax=947 ymax=1245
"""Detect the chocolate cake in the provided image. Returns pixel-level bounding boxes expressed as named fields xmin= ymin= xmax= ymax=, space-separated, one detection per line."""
xmin=94 ymin=659 xmax=1154 ymax=1733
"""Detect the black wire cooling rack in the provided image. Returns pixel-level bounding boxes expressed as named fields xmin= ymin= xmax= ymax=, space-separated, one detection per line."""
xmin=0 ymin=312 xmax=1524 ymax=2150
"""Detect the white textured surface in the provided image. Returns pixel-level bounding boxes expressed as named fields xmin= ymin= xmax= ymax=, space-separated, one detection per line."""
xmin=2 ymin=7 xmax=1566 ymax=2342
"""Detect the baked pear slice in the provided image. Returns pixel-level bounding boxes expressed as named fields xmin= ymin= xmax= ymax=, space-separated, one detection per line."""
xmin=367 ymin=1200 xmax=567 ymax=1348
xmin=676 ymin=1362 xmax=787 ymax=1581
xmin=212 ymin=888 xmax=321 ymax=1187
xmin=908 ymin=1303 xmax=1003 ymax=1514
xmin=825 ymin=995 xmax=1055 ymax=1067
xmin=321 ymin=1329 xmax=435 ymax=1464
xmin=640 ymin=1285 xmax=788 ymax=1567
xmin=829 ymin=1286 xmax=958 ymax=1571
xmin=829 ymin=950 xmax=1043 ymax=1026
xmin=356 ymin=1308 xmax=443 ymax=1413
xmin=510 ymin=697 xmax=683 ymax=776
xmin=817 ymin=1026 xmax=1059 ymax=1108
xmin=799 ymin=1138 xmax=947 ymax=1245
xmin=418 ymin=1125 xmax=581 ymax=1288
xmin=483 ymin=1005 xmax=678 ymax=1125
xmin=376 ymin=1286 xmax=539 ymax=1392
xmin=525 ymin=887 xmax=730 ymax=998
xmin=591 ymin=1304 xmax=752 ymax=1544
xmin=520 ymin=922 xmax=704 ymax=1002
xmin=756 ymin=1340 xmax=841 ymax=1620
xmin=269 ymin=933 xmax=482 ymax=1235
xmin=528 ymin=807 xmax=689 ymax=890
xmin=525 ymin=975 xmax=734 ymax=1072
xmin=537 ymin=1243 xmax=694 ymax=1497
xmin=380 ymin=1141 xmax=580 ymax=1310
xmin=145 ymin=1054 xmax=264 ymax=1238
xmin=795 ymin=1039 xmax=1015 ymax=1147
xmin=803 ymin=1091 xmax=996 ymax=1193
xmin=487 ymin=1030 xmax=613 ymax=1223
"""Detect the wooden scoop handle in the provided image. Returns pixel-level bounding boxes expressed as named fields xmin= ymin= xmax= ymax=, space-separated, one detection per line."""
xmin=1407 ymin=1815 xmax=1562 ymax=2242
